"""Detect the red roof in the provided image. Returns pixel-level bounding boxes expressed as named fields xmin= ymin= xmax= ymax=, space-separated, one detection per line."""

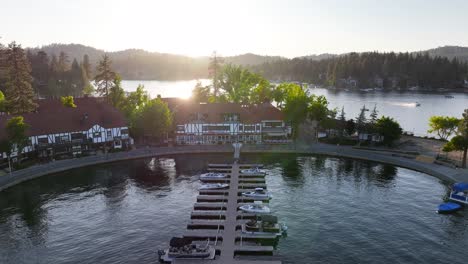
xmin=162 ymin=98 xmax=284 ymax=124
xmin=0 ymin=97 xmax=127 ymax=139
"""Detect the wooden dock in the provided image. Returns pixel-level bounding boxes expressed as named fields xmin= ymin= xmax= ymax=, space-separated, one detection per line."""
xmin=168 ymin=163 xmax=282 ymax=264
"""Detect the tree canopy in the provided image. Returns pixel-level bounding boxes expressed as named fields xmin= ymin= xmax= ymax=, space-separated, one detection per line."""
xmin=375 ymin=116 xmax=403 ymax=146
xmin=60 ymin=96 xmax=76 ymax=108
xmin=5 ymin=116 xmax=29 ymax=158
xmin=94 ymin=54 xmax=116 ymax=98
xmin=427 ymin=116 xmax=461 ymax=140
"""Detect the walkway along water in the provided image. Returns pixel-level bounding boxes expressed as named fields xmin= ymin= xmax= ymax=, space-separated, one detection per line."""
xmin=1 ymin=144 xmax=468 ymax=192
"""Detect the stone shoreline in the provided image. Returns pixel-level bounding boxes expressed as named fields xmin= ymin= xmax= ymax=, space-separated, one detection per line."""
xmin=1 ymin=144 xmax=467 ymax=192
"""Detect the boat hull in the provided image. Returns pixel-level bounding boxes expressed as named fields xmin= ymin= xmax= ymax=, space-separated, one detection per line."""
xmin=159 ymin=247 xmax=216 ymax=263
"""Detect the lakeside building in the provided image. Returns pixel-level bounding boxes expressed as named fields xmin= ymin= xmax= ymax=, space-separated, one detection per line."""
xmin=0 ymin=97 xmax=131 ymax=161
xmin=163 ymin=98 xmax=292 ymax=145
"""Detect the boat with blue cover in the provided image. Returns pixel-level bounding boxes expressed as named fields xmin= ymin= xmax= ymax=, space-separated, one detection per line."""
xmin=437 ymin=202 xmax=462 ymax=214
xmin=449 ymin=182 xmax=468 ymax=205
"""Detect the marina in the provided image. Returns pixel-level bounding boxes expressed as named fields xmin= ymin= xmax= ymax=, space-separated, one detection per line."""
xmin=159 ymin=160 xmax=284 ymax=264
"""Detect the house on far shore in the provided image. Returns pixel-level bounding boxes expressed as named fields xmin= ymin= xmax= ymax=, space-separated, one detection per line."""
xmin=0 ymin=97 xmax=132 ymax=162
xmin=163 ymin=98 xmax=292 ymax=145
xmin=358 ymin=132 xmax=384 ymax=143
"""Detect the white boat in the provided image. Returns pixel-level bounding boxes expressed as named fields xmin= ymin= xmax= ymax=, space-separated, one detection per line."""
xmin=239 ymin=202 xmax=270 ymax=214
xmin=199 ymin=172 xmax=227 ymax=181
xmin=241 ymin=188 xmax=272 ymax=199
xmin=241 ymin=215 xmax=287 ymax=237
xmin=240 ymin=167 xmax=266 ymax=175
xmin=158 ymin=238 xmax=215 ymax=263
xmin=449 ymin=182 xmax=468 ymax=205
xmin=199 ymin=183 xmax=229 ymax=190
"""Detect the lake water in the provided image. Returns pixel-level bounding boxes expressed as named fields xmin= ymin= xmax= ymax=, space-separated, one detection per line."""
xmin=121 ymin=80 xmax=468 ymax=137
xmin=1 ymin=154 xmax=466 ymax=264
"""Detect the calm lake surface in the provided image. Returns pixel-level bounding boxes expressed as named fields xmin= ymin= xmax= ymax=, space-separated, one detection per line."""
xmin=0 ymin=154 xmax=466 ymax=264
xmin=122 ymin=80 xmax=468 ymax=137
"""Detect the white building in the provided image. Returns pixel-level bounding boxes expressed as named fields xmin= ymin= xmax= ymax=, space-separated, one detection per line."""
xmin=164 ymin=99 xmax=291 ymax=145
xmin=0 ymin=97 xmax=131 ymax=160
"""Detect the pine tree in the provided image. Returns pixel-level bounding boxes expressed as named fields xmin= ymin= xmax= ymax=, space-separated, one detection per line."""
xmin=82 ymin=54 xmax=92 ymax=80
xmin=58 ymin=51 xmax=69 ymax=72
xmin=70 ymin=58 xmax=82 ymax=96
xmin=369 ymin=104 xmax=378 ymax=124
xmin=339 ymin=106 xmax=346 ymax=136
xmin=355 ymin=105 xmax=368 ymax=133
xmin=208 ymin=51 xmax=223 ymax=97
xmin=94 ymin=54 xmax=116 ymax=99
xmin=4 ymin=42 xmax=37 ymax=114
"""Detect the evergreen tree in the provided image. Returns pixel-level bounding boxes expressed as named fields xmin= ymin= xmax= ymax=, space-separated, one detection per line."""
xmin=369 ymin=104 xmax=379 ymax=124
xmin=209 ymin=51 xmax=223 ymax=97
xmin=94 ymin=54 xmax=116 ymax=98
xmin=82 ymin=54 xmax=92 ymax=79
xmin=339 ymin=106 xmax=346 ymax=136
xmin=70 ymin=58 xmax=82 ymax=96
xmin=108 ymin=75 xmax=126 ymax=108
xmin=355 ymin=105 xmax=368 ymax=133
xmin=4 ymin=42 xmax=37 ymax=114
xmin=58 ymin=51 xmax=69 ymax=72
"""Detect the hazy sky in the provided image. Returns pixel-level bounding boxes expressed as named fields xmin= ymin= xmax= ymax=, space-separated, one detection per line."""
xmin=2 ymin=0 xmax=468 ymax=58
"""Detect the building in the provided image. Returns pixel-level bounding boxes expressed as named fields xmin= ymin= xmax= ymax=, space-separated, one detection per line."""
xmin=164 ymin=99 xmax=291 ymax=145
xmin=0 ymin=97 xmax=131 ymax=161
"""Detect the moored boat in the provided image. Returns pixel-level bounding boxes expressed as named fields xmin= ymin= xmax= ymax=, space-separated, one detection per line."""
xmin=241 ymin=188 xmax=272 ymax=199
xmin=449 ymin=182 xmax=468 ymax=205
xmin=241 ymin=215 xmax=287 ymax=237
xmin=200 ymin=172 xmax=227 ymax=181
xmin=240 ymin=167 xmax=266 ymax=175
xmin=239 ymin=202 xmax=270 ymax=214
xmin=437 ymin=202 xmax=462 ymax=214
xmin=158 ymin=237 xmax=215 ymax=263
xmin=199 ymin=183 xmax=229 ymax=190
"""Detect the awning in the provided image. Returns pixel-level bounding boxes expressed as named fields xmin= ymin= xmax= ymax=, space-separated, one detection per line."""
xmin=453 ymin=183 xmax=468 ymax=192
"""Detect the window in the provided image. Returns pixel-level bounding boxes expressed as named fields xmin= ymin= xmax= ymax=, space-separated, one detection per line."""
xmin=176 ymin=125 xmax=185 ymax=132
xmin=223 ymin=113 xmax=240 ymax=122
xmin=71 ymin=133 xmax=83 ymax=140
xmin=244 ymin=125 xmax=255 ymax=131
xmin=38 ymin=137 xmax=48 ymax=144
xmin=203 ymin=125 xmax=230 ymax=132
xmin=93 ymin=132 xmax=101 ymax=138
xmin=121 ymin=129 xmax=129 ymax=136
xmin=107 ymin=130 xmax=112 ymax=137
xmin=263 ymin=121 xmax=283 ymax=127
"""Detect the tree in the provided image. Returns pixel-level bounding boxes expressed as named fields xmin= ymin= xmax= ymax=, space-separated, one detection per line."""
xmin=82 ymin=54 xmax=92 ymax=79
xmin=345 ymin=119 xmax=356 ymax=136
xmin=338 ymin=107 xmax=346 ymax=136
xmin=120 ymin=84 xmax=149 ymax=121
xmin=69 ymin=58 xmax=82 ymax=96
xmin=132 ymin=98 xmax=172 ymax=142
xmin=273 ymin=83 xmax=295 ymax=109
xmin=108 ymin=75 xmax=126 ymax=108
xmin=4 ymin=42 xmax=37 ymax=114
xmin=191 ymin=81 xmax=211 ymax=103
xmin=94 ymin=54 xmax=116 ymax=98
xmin=218 ymin=64 xmax=262 ymax=103
xmin=60 ymin=96 xmax=76 ymax=108
xmin=251 ymin=78 xmax=274 ymax=104
xmin=375 ymin=116 xmax=403 ymax=146
xmin=282 ymin=83 xmax=309 ymax=140
xmin=369 ymin=105 xmax=378 ymax=124
xmin=209 ymin=51 xmax=223 ymax=97
xmin=427 ymin=116 xmax=461 ymax=141
xmin=443 ymin=136 xmax=468 ymax=168
xmin=57 ymin=51 xmax=69 ymax=72
xmin=355 ymin=105 xmax=368 ymax=133
xmin=0 ymin=90 xmax=6 ymax=112
xmin=5 ymin=116 xmax=29 ymax=161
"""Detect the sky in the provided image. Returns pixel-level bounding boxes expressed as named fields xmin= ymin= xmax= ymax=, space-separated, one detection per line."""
xmin=2 ymin=0 xmax=468 ymax=58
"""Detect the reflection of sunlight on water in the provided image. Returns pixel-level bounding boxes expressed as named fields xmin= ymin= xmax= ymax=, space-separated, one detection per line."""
xmin=387 ymin=101 xmax=418 ymax=107
xmin=122 ymin=79 xmax=211 ymax=99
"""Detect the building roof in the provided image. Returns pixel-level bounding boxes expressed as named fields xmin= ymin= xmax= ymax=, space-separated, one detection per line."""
xmin=162 ymin=98 xmax=284 ymax=124
xmin=0 ymin=97 xmax=127 ymax=139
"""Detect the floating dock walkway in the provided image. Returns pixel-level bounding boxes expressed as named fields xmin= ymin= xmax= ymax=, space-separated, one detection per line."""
xmin=169 ymin=163 xmax=282 ymax=264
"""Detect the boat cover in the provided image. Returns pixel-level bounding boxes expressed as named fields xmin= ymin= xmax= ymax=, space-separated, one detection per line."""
xmin=260 ymin=215 xmax=278 ymax=223
xmin=170 ymin=237 xmax=192 ymax=247
xmin=453 ymin=183 xmax=468 ymax=192
xmin=438 ymin=202 xmax=461 ymax=212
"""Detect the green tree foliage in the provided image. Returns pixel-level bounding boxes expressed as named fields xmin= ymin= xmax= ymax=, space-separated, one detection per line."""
xmin=191 ymin=81 xmax=211 ymax=103
xmin=375 ymin=116 xmax=403 ymax=146
xmin=5 ymin=116 xmax=29 ymax=159
xmin=132 ymin=98 xmax=172 ymax=141
xmin=118 ymin=84 xmax=150 ymax=124
xmin=82 ymin=54 xmax=92 ymax=80
xmin=0 ymin=90 xmax=6 ymax=112
xmin=282 ymin=84 xmax=309 ymax=139
xmin=443 ymin=136 xmax=468 ymax=168
xmin=345 ymin=119 xmax=356 ymax=136
xmin=369 ymin=105 xmax=379 ymax=124
xmin=427 ymin=116 xmax=461 ymax=140
xmin=60 ymin=96 xmax=76 ymax=108
xmin=218 ymin=64 xmax=264 ymax=103
xmin=108 ymin=75 xmax=126 ymax=108
xmin=4 ymin=42 xmax=37 ymax=114
xmin=94 ymin=54 xmax=116 ymax=98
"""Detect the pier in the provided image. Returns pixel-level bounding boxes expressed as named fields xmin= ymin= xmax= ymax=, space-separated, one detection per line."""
xmin=168 ymin=163 xmax=282 ymax=264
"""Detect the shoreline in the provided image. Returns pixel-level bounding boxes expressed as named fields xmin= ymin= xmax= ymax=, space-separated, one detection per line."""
xmin=1 ymin=144 xmax=467 ymax=192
